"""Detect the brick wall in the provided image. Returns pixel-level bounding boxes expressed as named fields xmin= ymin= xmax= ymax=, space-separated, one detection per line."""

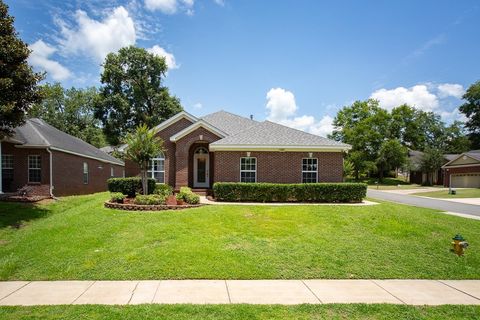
xmin=51 ymin=150 xmax=124 ymax=196
xmin=174 ymin=127 xmax=222 ymax=189
xmin=125 ymin=117 xmax=194 ymax=187
xmin=1 ymin=142 xmax=50 ymax=192
xmin=443 ymin=166 xmax=480 ymax=187
xmin=213 ymin=151 xmax=344 ymax=183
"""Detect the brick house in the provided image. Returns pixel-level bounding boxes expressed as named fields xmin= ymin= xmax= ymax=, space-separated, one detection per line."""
xmin=442 ymin=150 xmax=480 ymax=188
xmin=124 ymin=110 xmax=351 ymax=190
xmin=0 ymin=118 xmax=124 ymax=197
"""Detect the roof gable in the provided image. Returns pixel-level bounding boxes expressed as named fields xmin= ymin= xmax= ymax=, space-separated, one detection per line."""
xmin=152 ymin=111 xmax=198 ymax=133
xmin=170 ymin=120 xmax=227 ymax=142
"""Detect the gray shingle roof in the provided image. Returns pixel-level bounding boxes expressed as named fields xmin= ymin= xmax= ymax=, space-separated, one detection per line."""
xmin=210 ymin=120 xmax=350 ymax=148
xmin=11 ymin=119 xmax=124 ymax=165
xmin=201 ymin=110 xmax=258 ymax=135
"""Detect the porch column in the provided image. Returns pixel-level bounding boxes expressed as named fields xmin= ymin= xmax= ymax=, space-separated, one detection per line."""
xmin=0 ymin=141 xmax=3 ymax=194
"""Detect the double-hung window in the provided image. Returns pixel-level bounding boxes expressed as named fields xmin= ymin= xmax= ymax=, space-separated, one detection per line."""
xmin=28 ymin=155 xmax=42 ymax=183
xmin=148 ymin=152 xmax=165 ymax=183
xmin=240 ymin=157 xmax=256 ymax=182
xmin=83 ymin=162 xmax=89 ymax=184
xmin=302 ymin=158 xmax=318 ymax=183
xmin=2 ymin=155 xmax=14 ymax=181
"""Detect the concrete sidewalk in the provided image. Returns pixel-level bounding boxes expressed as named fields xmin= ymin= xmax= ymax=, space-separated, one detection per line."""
xmin=0 ymin=280 xmax=479 ymax=306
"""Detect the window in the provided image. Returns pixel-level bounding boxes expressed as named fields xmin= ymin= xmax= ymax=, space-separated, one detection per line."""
xmin=2 ymin=155 xmax=14 ymax=181
xmin=302 ymin=158 xmax=318 ymax=183
xmin=110 ymin=166 xmax=114 ymax=177
xmin=28 ymin=155 xmax=42 ymax=183
xmin=148 ymin=152 xmax=165 ymax=183
xmin=240 ymin=157 xmax=256 ymax=182
xmin=83 ymin=162 xmax=89 ymax=184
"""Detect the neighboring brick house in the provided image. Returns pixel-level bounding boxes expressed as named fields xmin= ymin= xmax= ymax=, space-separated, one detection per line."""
xmin=442 ymin=150 xmax=480 ymax=188
xmin=407 ymin=150 xmax=457 ymax=185
xmin=124 ymin=110 xmax=351 ymax=190
xmin=0 ymin=119 xmax=124 ymax=197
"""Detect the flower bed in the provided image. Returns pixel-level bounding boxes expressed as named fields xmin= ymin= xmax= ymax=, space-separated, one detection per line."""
xmin=104 ymin=201 xmax=202 ymax=211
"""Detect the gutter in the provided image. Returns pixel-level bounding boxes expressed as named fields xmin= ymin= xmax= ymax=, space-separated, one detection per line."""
xmin=46 ymin=148 xmax=56 ymax=199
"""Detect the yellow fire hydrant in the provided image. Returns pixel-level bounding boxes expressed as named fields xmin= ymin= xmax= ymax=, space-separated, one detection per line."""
xmin=451 ymin=234 xmax=469 ymax=256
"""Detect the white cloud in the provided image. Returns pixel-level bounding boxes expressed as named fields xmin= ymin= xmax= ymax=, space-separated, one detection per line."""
xmin=193 ymin=102 xmax=202 ymax=109
xmin=147 ymin=45 xmax=179 ymax=69
xmin=28 ymin=40 xmax=71 ymax=81
xmin=265 ymin=87 xmax=334 ymax=137
xmin=213 ymin=0 xmax=225 ymax=5
xmin=438 ymin=83 xmax=465 ymax=99
xmin=57 ymin=6 xmax=136 ymax=62
xmin=145 ymin=0 xmax=194 ymax=14
xmin=370 ymin=85 xmax=439 ymax=111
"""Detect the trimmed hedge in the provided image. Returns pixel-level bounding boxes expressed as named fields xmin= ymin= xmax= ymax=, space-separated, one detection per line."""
xmin=134 ymin=194 xmax=166 ymax=205
xmin=154 ymin=184 xmax=173 ymax=197
xmin=176 ymin=187 xmax=200 ymax=205
xmin=213 ymin=182 xmax=367 ymax=203
xmin=107 ymin=177 xmax=156 ymax=197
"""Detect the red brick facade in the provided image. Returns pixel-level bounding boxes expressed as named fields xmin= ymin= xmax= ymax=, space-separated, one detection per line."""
xmin=213 ymin=151 xmax=343 ymax=183
xmin=443 ymin=166 xmax=480 ymax=187
xmin=1 ymin=142 xmax=123 ymax=196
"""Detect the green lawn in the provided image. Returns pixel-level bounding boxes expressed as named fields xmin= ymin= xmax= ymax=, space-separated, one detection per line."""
xmin=414 ymin=188 xmax=480 ymax=198
xmin=0 ymin=193 xmax=479 ymax=280
xmin=0 ymin=305 xmax=479 ymax=320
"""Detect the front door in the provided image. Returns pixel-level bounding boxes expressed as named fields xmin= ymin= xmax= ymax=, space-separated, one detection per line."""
xmin=193 ymin=147 xmax=209 ymax=188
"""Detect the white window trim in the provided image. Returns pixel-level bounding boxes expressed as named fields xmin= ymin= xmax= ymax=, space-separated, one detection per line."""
xmin=240 ymin=157 xmax=257 ymax=183
xmin=83 ymin=162 xmax=89 ymax=184
xmin=28 ymin=155 xmax=42 ymax=183
xmin=302 ymin=158 xmax=318 ymax=183
xmin=2 ymin=154 xmax=13 ymax=169
xmin=148 ymin=153 xmax=165 ymax=183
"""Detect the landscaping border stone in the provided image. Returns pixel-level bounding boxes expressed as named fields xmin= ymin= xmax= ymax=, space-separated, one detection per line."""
xmin=104 ymin=201 xmax=203 ymax=211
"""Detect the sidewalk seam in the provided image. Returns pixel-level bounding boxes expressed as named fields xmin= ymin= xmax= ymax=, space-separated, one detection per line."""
xmin=71 ymin=280 xmax=96 ymax=305
xmin=301 ymin=280 xmax=322 ymax=304
xmin=152 ymin=280 xmax=162 ymax=303
xmin=127 ymin=281 xmax=140 ymax=304
xmin=371 ymin=280 xmax=406 ymax=304
xmin=224 ymin=280 xmax=232 ymax=304
xmin=438 ymin=280 xmax=480 ymax=301
xmin=0 ymin=281 xmax=31 ymax=302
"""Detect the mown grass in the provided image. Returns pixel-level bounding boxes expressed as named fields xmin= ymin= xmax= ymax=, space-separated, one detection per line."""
xmin=414 ymin=188 xmax=480 ymax=198
xmin=0 ymin=304 xmax=479 ymax=320
xmin=0 ymin=193 xmax=479 ymax=280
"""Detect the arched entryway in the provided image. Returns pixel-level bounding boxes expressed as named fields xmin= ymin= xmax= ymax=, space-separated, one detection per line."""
xmin=193 ymin=146 xmax=209 ymax=188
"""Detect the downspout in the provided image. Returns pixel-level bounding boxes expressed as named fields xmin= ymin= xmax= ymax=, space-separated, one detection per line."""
xmin=46 ymin=148 xmax=55 ymax=199
xmin=0 ymin=141 xmax=3 ymax=194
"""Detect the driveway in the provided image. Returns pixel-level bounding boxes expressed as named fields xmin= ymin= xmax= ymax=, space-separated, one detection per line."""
xmin=367 ymin=189 xmax=480 ymax=218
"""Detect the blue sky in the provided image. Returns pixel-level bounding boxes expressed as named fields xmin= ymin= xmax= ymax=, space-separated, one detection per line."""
xmin=7 ymin=0 xmax=480 ymax=136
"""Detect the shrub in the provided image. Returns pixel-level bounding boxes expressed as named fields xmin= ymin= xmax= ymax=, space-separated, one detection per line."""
xmin=213 ymin=182 xmax=367 ymax=203
xmin=154 ymin=184 xmax=173 ymax=197
xmin=107 ymin=177 xmax=156 ymax=197
xmin=134 ymin=194 xmax=166 ymax=205
xmin=110 ymin=192 xmax=126 ymax=203
xmin=176 ymin=186 xmax=200 ymax=205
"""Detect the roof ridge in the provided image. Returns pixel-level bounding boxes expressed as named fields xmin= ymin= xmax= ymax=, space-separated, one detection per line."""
xmin=202 ymin=110 xmax=257 ymax=122
xmin=263 ymin=120 xmax=345 ymax=145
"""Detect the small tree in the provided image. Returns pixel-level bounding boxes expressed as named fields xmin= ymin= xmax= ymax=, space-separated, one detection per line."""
xmin=420 ymin=148 xmax=444 ymax=186
xmin=376 ymin=139 xmax=408 ymax=181
xmin=124 ymin=125 xmax=164 ymax=195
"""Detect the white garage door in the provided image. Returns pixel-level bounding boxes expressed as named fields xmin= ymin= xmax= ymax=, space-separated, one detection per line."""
xmin=451 ymin=173 xmax=480 ymax=188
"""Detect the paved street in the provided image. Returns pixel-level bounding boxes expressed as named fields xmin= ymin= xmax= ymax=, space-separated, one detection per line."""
xmin=0 ymin=280 xmax=479 ymax=305
xmin=367 ymin=189 xmax=480 ymax=218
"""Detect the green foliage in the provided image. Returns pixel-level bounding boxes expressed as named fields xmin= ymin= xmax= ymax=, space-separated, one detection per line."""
xmin=343 ymin=159 xmax=354 ymax=178
xmin=459 ymin=80 xmax=480 ymax=149
xmin=29 ymin=83 xmax=106 ymax=147
xmin=420 ymin=148 xmax=445 ymax=186
xmin=154 ymin=184 xmax=173 ymax=197
xmin=110 ymin=192 xmax=126 ymax=203
xmin=213 ymin=182 xmax=367 ymax=203
xmin=176 ymin=187 xmax=200 ymax=204
xmin=0 ymin=0 xmax=43 ymax=138
xmin=134 ymin=194 xmax=166 ymax=205
xmin=107 ymin=177 xmax=156 ymax=197
xmin=124 ymin=125 xmax=164 ymax=195
xmin=94 ymin=46 xmax=183 ymax=145
xmin=376 ymin=139 xmax=407 ymax=181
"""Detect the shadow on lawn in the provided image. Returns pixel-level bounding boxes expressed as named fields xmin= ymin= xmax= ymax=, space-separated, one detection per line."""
xmin=0 ymin=202 xmax=50 ymax=229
